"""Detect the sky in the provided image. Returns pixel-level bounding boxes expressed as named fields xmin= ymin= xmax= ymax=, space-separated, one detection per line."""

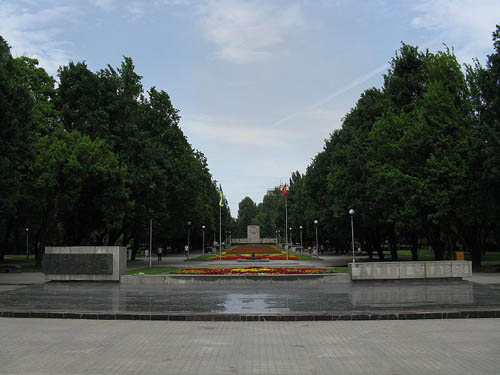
xmin=1 ymin=0 xmax=499 ymax=216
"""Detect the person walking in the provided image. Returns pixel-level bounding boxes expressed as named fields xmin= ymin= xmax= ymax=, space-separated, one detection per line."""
xmin=184 ymin=244 xmax=189 ymax=259
xmin=157 ymin=247 xmax=163 ymax=262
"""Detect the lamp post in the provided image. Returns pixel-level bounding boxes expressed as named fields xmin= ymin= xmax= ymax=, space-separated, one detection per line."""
xmin=289 ymin=227 xmax=292 ymax=246
xmin=277 ymin=229 xmax=280 ymax=247
xmin=299 ymin=225 xmax=303 ymax=254
xmin=349 ymin=209 xmax=355 ymax=263
xmin=275 ymin=229 xmax=278 ymax=246
xmin=202 ymin=225 xmax=205 ymax=255
xmin=314 ymin=220 xmax=319 ymax=257
xmin=149 ymin=219 xmax=152 ymax=268
xmin=187 ymin=221 xmax=191 ymax=259
xmin=25 ymin=227 xmax=29 ymax=260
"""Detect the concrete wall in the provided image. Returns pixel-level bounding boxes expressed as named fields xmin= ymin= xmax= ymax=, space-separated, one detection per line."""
xmin=349 ymin=261 xmax=472 ymax=281
xmin=44 ymin=246 xmax=127 ymax=281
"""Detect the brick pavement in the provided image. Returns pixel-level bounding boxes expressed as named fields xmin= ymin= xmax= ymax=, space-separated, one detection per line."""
xmin=0 ymin=318 xmax=499 ymax=374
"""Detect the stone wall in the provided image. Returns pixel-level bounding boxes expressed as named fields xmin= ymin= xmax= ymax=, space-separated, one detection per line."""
xmin=349 ymin=261 xmax=472 ymax=281
xmin=43 ymin=246 xmax=127 ymax=281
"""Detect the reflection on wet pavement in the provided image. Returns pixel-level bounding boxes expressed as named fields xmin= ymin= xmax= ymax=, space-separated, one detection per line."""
xmin=1 ymin=279 xmax=499 ymax=314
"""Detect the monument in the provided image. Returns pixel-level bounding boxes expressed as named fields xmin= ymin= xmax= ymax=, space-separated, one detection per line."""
xmin=232 ymin=225 xmax=275 ymax=244
xmin=43 ymin=246 xmax=127 ymax=281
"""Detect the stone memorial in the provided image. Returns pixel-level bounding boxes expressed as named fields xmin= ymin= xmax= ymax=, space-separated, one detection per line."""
xmin=43 ymin=246 xmax=127 ymax=281
xmin=232 ymin=225 xmax=276 ymax=244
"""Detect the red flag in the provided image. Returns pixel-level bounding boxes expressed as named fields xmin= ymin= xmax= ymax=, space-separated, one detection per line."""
xmin=281 ymin=184 xmax=288 ymax=195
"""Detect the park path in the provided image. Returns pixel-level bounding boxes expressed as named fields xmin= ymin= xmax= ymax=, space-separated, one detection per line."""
xmin=1 ymin=318 xmax=499 ymax=374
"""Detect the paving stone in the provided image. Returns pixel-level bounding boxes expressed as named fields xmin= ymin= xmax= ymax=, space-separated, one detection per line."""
xmin=1 ymin=318 xmax=499 ymax=375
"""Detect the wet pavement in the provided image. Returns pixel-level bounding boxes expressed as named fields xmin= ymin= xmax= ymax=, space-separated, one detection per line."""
xmin=1 ymin=279 xmax=500 ymax=317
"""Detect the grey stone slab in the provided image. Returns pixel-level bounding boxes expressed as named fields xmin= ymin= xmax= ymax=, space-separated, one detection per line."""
xmin=399 ymin=262 xmax=426 ymax=279
xmin=451 ymin=261 xmax=472 ymax=277
xmin=70 ymin=246 xmax=95 ymax=254
xmin=425 ymin=261 xmax=452 ymax=278
xmin=349 ymin=263 xmax=368 ymax=279
xmin=44 ymin=247 xmax=69 ymax=254
xmin=372 ymin=262 xmax=400 ymax=279
xmin=43 ymin=254 xmax=113 ymax=275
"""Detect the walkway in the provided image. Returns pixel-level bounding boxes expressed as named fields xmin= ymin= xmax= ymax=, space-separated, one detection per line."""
xmin=1 ymin=318 xmax=499 ymax=374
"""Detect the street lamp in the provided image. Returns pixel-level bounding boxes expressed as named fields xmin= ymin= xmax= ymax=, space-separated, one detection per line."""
xmin=275 ymin=229 xmax=278 ymax=246
xmin=187 ymin=221 xmax=191 ymax=259
xmin=202 ymin=225 xmax=205 ymax=255
xmin=349 ymin=209 xmax=355 ymax=263
xmin=25 ymin=227 xmax=29 ymax=260
xmin=314 ymin=220 xmax=319 ymax=257
xmin=299 ymin=225 xmax=303 ymax=254
xmin=289 ymin=227 xmax=292 ymax=246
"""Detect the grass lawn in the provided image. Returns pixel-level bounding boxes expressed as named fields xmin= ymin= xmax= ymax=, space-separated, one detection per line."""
xmin=378 ymin=248 xmax=500 ymax=265
xmin=394 ymin=249 xmax=437 ymax=261
xmin=127 ymin=266 xmax=182 ymax=275
xmin=481 ymin=252 xmax=500 ymax=265
xmin=128 ymin=266 xmax=348 ymax=275
xmin=1 ymin=255 xmax=41 ymax=272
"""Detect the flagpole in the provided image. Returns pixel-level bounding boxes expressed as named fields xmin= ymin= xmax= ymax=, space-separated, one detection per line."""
xmin=219 ymin=203 xmax=222 ymax=261
xmin=285 ymin=194 xmax=288 ymax=260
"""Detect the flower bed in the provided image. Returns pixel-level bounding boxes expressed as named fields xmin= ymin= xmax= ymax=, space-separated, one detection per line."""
xmin=208 ymin=244 xmax=302 ymax=260
xmin=173 ymin=267 xmax=334 ymax=275
xmin=209 ymin=254 xmax=298 ymax=260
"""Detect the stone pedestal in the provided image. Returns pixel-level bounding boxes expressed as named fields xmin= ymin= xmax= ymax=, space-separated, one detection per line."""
xmin=43 ymin=246 xmax=126 ymax=281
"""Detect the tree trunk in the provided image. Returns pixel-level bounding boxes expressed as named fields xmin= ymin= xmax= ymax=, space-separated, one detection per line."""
xmin=428 ymin=225 xmax=444 ymax=260
xmin=0 ymin=224 xmax=12 ymax=263
xmin=410 ymin=233 xmax=419 ymax=261
xmin=471 ymin=243 xmax=482 ymax=270
xmin=374 ymin=242 xmax=384 ymax=261
xmin=389 ymin=227 xmax=398 ymax=261
xmin=34 ymin=241 xmax=43 ymax=267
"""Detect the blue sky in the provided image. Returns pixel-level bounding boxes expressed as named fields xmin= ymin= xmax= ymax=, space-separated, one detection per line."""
xmin=2 ymin=0 xmax=499 ymax=216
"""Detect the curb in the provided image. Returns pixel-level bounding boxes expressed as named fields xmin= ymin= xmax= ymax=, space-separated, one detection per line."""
xmin=120 ymin=273 xmax=351 ymax=284
xmin=1 ymin=309 xmax=499 ymax=321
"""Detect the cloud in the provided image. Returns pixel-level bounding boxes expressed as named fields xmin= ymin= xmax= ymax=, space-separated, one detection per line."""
xmin=270 ymin=63 xmax=389 ymax=128
xmin=197 ymin=0 xmax=303 ymax=63
xmin=89 ymin=0 xmax=116 ymax=10
xmin=182 ymin=115 xmax=296 ymax=149
xmin=411 ymin=0 xmax=500 ymax=62
xmin=127 ymin=2 xmax=145 ymax=18
xmin=0 ymin=3 xmax=77 ymax=74
xmin=156 ymin=0 xmax=193 ymax=5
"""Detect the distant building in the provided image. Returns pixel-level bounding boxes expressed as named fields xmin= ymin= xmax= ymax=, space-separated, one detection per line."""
xmin=267 ymin=186 xmax=284 ymax=196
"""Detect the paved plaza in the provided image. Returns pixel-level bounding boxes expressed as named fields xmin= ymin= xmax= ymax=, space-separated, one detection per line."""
xmin=1 ymin=318 xmax=499 ymax=374
xmin=1 ymin=278 xmax=500 ymax=319
xmin=1 ymin=258 xmax=500 ymax=374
